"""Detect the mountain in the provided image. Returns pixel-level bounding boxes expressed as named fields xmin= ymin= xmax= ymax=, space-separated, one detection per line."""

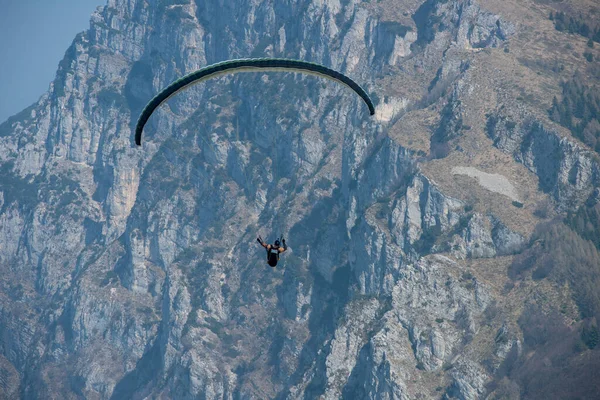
xmin=1 ymin=0 xmax=599 ymax=398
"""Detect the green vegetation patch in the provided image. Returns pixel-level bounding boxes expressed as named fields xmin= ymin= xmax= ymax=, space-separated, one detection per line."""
xmin=566 ymin=202 xmax=600 ymax=250
xmin=548 ymin=73 xmax=600 ymax=154
xmin=581 ymin=322 xmax=599 ymax=349
xmin=494 ymin=305 xmax=600 ymax=399
xmin=550 ymin=11 xmax=600 ymax=43
xmin=509 ymin=221 xmax=600 ymax=318
xmin=97 ymin=87 xmax=129 ymax=112
xmin=0 ymin=161 xmax=39 ymax=210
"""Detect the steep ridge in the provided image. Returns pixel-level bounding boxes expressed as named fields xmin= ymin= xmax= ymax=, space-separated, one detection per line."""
xmin=0 ymin=0 xmax=598 ymax=398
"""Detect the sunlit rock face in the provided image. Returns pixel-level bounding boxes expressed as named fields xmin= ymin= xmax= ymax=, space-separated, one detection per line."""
xmin=487 ymin=117 xmax=600 ymax=210
xmin=2 ymin=0 xmax=596 ymax=398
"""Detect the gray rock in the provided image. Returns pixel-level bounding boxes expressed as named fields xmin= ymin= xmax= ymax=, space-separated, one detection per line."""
xmin=446 ymin=359 xmax=489 ymax=400
xmin=464 ymin=213 xmax=496 ymax=258
xmin=491 ymin=217 xmax=525 ymax=256
xmin=0 ymin=0 xmax=563 ymax=398
xmin=488 ymin=116 xmax=600 ymax=210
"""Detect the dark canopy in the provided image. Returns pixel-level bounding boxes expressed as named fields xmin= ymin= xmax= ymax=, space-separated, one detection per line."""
xmin=135 ymin=58 xmax=375 ymax=145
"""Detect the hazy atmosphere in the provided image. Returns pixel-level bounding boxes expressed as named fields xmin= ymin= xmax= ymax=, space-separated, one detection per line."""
xmin=0 ymin=0 xmax=101 ymax=122
xmin=0 ymin=0 xmax=599 ymax=399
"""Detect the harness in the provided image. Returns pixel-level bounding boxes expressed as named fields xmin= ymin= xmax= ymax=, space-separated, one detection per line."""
xmin=268 ymin=247 xmax=280 ymax=259
xmin=259 ymin=235 xmax=286 ymax=267
xmin=267 ymin=246 xmax=280 ymax=266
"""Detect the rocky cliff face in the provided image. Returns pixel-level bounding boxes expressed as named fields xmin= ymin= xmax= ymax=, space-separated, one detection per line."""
xmin=1 ymin=0 xmax=598 ymax=399
xmin=487 ymin=116 xmax=600 ymax=210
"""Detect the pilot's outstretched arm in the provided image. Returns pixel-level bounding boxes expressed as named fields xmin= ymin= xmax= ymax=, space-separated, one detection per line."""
xmin=257 ymin=237 xmax=268 ymax=248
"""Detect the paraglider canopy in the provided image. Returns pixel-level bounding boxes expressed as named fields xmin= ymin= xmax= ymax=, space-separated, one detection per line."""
xmin=134 ymin=58 xmax=376 ymax=145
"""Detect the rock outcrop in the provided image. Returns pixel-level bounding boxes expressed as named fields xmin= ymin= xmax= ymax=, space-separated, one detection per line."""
xmin=0 ymin=0 xmax=587 ymax=398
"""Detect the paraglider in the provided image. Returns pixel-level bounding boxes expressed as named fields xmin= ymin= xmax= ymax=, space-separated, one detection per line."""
xmin=134 ymin=58 xmax=375 ymax=266
xmin=257 ymin=235 xmax=287 ymax=267
xmin=134 ymin=58 xmax=375 ymax=145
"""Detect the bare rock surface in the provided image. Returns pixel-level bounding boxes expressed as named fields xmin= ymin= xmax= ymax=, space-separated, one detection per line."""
xmin=0 ymin=0 xmax=596 ymax=398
